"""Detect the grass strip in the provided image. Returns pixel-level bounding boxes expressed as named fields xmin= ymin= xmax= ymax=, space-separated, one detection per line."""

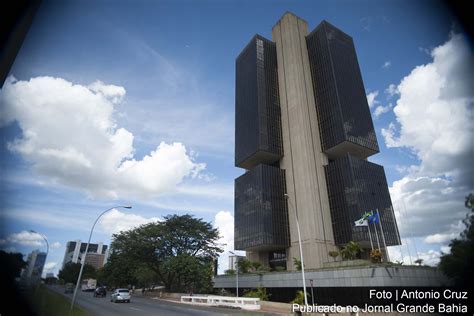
xmin=32 ymin=285 xmax=90 ymax=316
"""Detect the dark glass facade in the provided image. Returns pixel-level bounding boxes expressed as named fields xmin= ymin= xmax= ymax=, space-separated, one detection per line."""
xmin=324 ymin=154 xmax=400 ymax=246
xmin=66 ymin=241 xmax=107 ymax=254
xmin=234 ymin=164 xmax=290 ymax=251
xmin=306 ymin=21 xmax=379 ymax=159
xmin=235 ymin=35 xmax=283 ymax=169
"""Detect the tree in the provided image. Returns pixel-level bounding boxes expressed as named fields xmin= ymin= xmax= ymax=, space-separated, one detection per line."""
xmin=58 ymin=262 xmax=96 ymax=284
xmin=414 ymin=258 xmax=423 ymax=266
xmin=291 ymin=290 xmax=309 ymax=305
xmin=97 ymin=252 xmax=137 ymax=287
xmin=293 ymin=257 xmax=302 ymax=271
xmin=340 ymin=241 xmax=362 ymax=260
xmin=237 ymin=258 xmax=252 ymax=274
xmin=438 ymin=194 xmax=474 ymax=287
xmin=107 ymin=214 xmax=222 ymax=293
xmin=0 ymin=251 xmax=26 ymax=279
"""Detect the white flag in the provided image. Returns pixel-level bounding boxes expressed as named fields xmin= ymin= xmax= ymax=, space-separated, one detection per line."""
xmin=354 ymin=218 xmax=368 ymax=227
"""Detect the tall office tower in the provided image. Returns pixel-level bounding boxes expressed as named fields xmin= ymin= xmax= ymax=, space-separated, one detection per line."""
xmin=234 ymin=13 xmax=400 ymax=270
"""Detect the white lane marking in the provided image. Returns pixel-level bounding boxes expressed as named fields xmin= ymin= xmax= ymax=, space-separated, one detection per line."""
xmin=130 ymin=307 xmax=144 ymax=311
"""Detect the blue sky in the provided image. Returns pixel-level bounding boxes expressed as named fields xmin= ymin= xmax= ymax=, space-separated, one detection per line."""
xmin=1 ymin=0 xmax=472 ymax=276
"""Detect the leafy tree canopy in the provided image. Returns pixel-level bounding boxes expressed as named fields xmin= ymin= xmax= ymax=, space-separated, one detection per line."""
xmin=438 ymin=194 xmax=474 ymax=287
xmin=105 ymin=214 xmax=222 ymax=293
xmin=0 ymin=251 xmax=26 ymax=279
xmin=57 ymin=262 xmax=96 ymax=284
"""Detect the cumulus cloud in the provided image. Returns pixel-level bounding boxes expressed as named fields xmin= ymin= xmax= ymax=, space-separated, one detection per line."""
xmin=44 ymin=262 xmax=57 ymax=272
xmin=383 ymin=32 xmax=473 ymax=251
xmin=0 ymin=230 xmax=45 ymax=247
xmin=99 ymin=209 xmax=161 ymax=234
xmin=385 ymin=84 xmax=398 ymax=97
xmin=388 ymin=246 xmax=442 ymax=266
xmin=51 ymin=242 xmax=61 ymax=249
xmin=373 ymin=103 xmax=393 ymax=118
xmin=424 ymin=233 xmax=459 ymax=244
xmin=214 ymin=211 xmax=244 ymax=273
xmin=366 ymin=90 xmax=379 ymax=108
xmin=382 ymin=61 xmax=391 ymax=69
xmin=0 ymin=76 xmax=205 ymax=199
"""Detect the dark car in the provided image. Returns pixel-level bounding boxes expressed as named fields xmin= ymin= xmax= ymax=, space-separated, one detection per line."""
xmin=64 ymin=283 xmax=74 ymax=294
xmin=94 ymin=286 xmax=106 ymax=297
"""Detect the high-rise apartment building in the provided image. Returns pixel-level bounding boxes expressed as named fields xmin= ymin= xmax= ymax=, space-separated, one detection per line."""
xmin=234 ymin=12 xmax=400 ymax=270
xmin=62 ymin=240 xmax=108 ymax=269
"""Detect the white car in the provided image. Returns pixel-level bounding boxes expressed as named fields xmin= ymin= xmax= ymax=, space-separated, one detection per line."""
xmin=110 ymin=288 xmax=131 ymax=303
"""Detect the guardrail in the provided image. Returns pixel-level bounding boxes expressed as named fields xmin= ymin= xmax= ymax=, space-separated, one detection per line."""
xmin=180 ymin=295 xmax=260 ymax=310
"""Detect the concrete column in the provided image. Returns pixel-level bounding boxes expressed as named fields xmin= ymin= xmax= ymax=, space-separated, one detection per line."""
xmin=72 ymin=239 xmax=81 ymax=263
xmin=272 ymin=12 xmax=337 ymax=269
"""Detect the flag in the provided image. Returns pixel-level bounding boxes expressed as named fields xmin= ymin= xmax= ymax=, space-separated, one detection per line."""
xmin=368 ymin=212 xmax=380 ymax=224
xmin=364 ymin=211 xmax=373 ymax=219
xmin=354 ymin=218 xmax=368 ymax=226
xmin=354 ymin=211 xmax=373 ymax=227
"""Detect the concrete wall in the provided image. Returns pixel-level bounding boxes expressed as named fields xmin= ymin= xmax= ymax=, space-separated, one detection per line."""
xmin=214 ymin=266 xmax=451 ymax=289
xmin=272 ymin=12 xmax=337 ymax=270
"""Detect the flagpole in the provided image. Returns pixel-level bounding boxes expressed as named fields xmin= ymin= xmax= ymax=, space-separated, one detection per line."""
xmin=367 ymin=221 xmax=374 ymax=250
xmin=377 ymin=209 xmax=390 ymax=262
xmin=373 ymin=218 xmax=381 ymax=251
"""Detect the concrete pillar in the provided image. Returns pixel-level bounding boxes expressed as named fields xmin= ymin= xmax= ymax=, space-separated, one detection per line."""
xmin=272 ymin=12 xmax=337 ymax=269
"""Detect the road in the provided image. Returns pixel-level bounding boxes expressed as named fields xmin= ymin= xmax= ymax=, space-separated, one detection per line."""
xmin=48 ymin=285 xmax=265 ymax=316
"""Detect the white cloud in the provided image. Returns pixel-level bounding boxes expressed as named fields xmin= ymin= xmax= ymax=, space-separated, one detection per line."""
xmin=99 ymin=209 xmax=161 ymax=234
xmin=44 ymin=262 xmax=57 ymax=272
xmin=382 ymin=33 xmax=473 ymax=180
xmin=0 ymin=231 xmax=45 ymax=248
xmin=51 ymin=242 xmax=61 ymax=249
xmin=385 ymin=84 xmax=398 ymax=97
xmin=373 ymin=103 xmax=392 ymax=117
xmin=424 ymin=233 xmax=459 ymax=244
xmin=382 ymin=61 xmax=391 ymax=69
xmin=88 ymin=80 xmax=125 ymax=104
xmin=366 ymin=90 xmax=379 ymax=108
xmin=440 ymin=245 xmax=450 ymax=254
xmin=213 ymin=211 xmax=244 ymax=273
xmin=0 ymin=76 xmax=205 ymax=199
xmin=388 ymin=246 xmax=442 ymax=266
xmin=383 ymin=32 xmax=473 ymax=250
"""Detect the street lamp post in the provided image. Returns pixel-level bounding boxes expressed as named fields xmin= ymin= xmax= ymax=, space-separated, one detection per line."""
xmin=30 ymin=230 xmax=49 ymax=281
xmin=70 ymin=205 xmax=131 ymax=311
xmin=284 ymin=193 xmax=308 ymax=307
xmin=229 ymin=251 xmax=244 ymax=298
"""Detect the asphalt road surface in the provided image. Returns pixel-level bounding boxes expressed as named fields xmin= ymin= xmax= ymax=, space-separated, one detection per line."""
xmin=48 ymin=285 xmax=265 ymax=316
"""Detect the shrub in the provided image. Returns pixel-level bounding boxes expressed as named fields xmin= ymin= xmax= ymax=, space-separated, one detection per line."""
xmin=370 ymin=249 xmax=382 ymax=263
xmin=242 ymin=287 xmax=270 ymax=301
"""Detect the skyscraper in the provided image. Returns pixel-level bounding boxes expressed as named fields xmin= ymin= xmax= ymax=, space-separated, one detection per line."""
xmin=234 ymin=12 xmax=400 ymax=270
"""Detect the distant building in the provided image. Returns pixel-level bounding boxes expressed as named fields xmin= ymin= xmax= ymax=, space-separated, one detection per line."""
xmin=62 ymin=240 xmax=108 ymax=269
xmin=228 ymin=256 xmax=237 ymax=271
xmin=22 ymin=250 xmax=46 ymax=284
xmin=81 ymin=253 xmax=106 ymax=270
xmin=45 ymin=273 xmax=54 ymax=279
